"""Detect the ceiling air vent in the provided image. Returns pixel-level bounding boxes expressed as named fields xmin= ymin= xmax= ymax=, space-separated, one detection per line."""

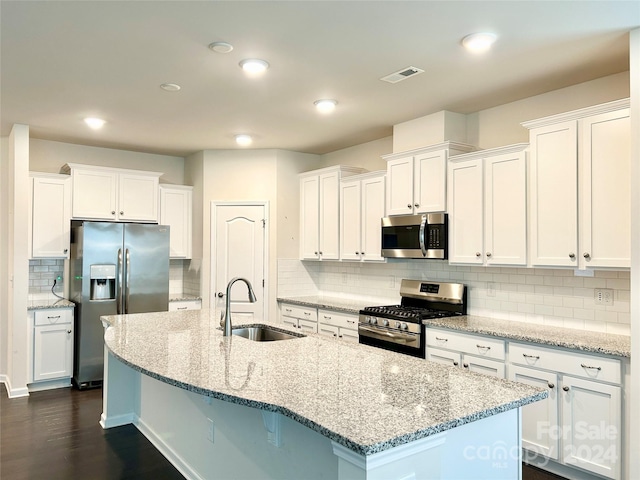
xmin=380 ymin=66 xmax=425 ymax=84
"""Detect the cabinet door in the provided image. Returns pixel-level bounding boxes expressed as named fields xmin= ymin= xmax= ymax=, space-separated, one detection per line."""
xmin=72 ymin=168 xmax=118 ymax=220
xmin=386 ymin=156 xmax=414 ymax=215
xmin=300 ymin=176 xmax=320 ymax=259
xmin=298 ymin=319 xmax=318 ymax=334
xmin=118 ymin=172 xmax=159 ymax=222
xmin=318 ymin=171 xmax=340 ymax=260
xmin=414 ymin=149 xmax=446 ymax=213
xmin=580 ymin=109 xmax=630 ymax=269
xmin=426 ymin=347 xmax=461 ymax=367
xmin=529 ymin=121 xmax=578 ymax=266
xmin=318 ymin=323 xmax=339 ymax=338
xmin=360 ymin=175 xmax=385 ymax=261
xmin=160 ymin=186 xmax=192 ymax=258
xmin=448 ymin=158 xmax=484 ymax=264
xmin=340 ymin=180 xmax=361 ymax=261
xmin=31 ymin=176 xmax=71 ymax=258
xmin=484 ymin=150 xmax=527 ymax=266
xmin=509 ymin=365 xmax=559 ymax=460
xmin=462 ymin=355 xmax=505 ymax=378
xmin=561 ymin=376 xmax=621 ymax=479
xmin=281 ymin=315 xmax=298 ymax=329
xmin=33 ymin=324 xmax=73 ymax=381
xmin=339 ymin=328 xmax=359 ymax=343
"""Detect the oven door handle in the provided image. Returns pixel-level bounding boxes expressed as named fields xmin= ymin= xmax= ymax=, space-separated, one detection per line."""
xmin=419 ymin=215 xmax=427 ymax=257
xmin=358 ymin=325 xmax=419 ymax=344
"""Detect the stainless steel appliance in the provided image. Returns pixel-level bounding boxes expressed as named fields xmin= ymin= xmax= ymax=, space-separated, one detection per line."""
xmin=69 ymin=221 xmax=170 ymax=389
xmin=381 ymin=213 xmax=448 ymax=259
xmin=358 ymin=279 xmax=466 ymax=357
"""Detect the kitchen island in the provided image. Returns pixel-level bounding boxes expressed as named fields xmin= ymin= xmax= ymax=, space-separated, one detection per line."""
xmin=101 ymin=309 xmax=546 ymax=480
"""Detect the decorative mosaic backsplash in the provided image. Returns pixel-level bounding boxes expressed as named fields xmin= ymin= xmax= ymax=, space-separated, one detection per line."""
xmin=277 ymin=258 xmax=630 ymax=335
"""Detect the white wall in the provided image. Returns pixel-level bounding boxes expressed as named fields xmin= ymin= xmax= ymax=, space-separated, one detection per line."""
xmin=29 ymin=139 xmax=185 ymax=184
xmin=0 ymin=137 xmax=9 ymax=379
xmin=317 ymin=136 xmax=392 ymax=171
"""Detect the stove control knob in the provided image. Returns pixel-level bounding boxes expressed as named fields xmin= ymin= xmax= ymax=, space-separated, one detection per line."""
xmin=369 ymin=317 xmax=377 ymax=325
xmin=382 ymin=319 xmax=389 ymax=327
xmin=401 ymin=322 xmax=408 ymax=331
xmin=394 ymin=321 xmax=401 ymax=329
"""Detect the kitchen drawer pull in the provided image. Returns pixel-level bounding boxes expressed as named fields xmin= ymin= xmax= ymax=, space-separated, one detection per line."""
xmin=523 ymin=353 xmax=540 ymax=360
xmin=304 ymin=312 xmax=311 ymax=316
xmin=581 ymin=363 xmax=602 ymax=371
xmin=176 ymin=306 xmax=188 ymax=310
xmin=346 ymin=319 xmax=355 ymax=324
xmin=47 ymin=315 xmax=61 ymax=320
xmin=435 ymin=336 xmax=448 ymax=342
xmin=324 ymin=315 xmax=331 ymax=320
xmin=476 ymin=344 xmax=491 ymax=350
xmin=285 ymin=308 xmax=292 ymax=313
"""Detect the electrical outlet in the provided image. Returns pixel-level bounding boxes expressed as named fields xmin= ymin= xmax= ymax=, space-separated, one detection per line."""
xmin=594 ymin=288 xmax=613 ymax=306
xmin=207 ymin=418 xmax=214 ymax=443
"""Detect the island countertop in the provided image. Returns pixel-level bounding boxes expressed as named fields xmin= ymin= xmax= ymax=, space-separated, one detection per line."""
xmin=102 ymin=309 xmax=546 ymax=456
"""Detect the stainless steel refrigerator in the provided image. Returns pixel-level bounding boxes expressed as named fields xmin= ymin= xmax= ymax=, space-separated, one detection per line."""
xmin=69 ymin=221 xmax=170 ymax=389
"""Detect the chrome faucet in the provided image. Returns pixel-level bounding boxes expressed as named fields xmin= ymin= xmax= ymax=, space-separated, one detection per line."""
xmin=223 ymin=277 xmax=257 ymax=336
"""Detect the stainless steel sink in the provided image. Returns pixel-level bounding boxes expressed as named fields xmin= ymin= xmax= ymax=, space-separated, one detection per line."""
xmin=232 ymin=326 xmax=302 ymax=342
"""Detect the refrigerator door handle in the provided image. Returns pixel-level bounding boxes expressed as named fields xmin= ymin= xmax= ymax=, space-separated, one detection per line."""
xmin=125 ymin=248 xmax=131 ymax=314
xmin=117 ymin=248 xmax=123 ymax=314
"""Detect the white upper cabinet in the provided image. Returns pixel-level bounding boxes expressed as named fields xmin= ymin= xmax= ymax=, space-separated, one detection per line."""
xmin=340 ymin=171 xmax=386 ymax=262
xmin=62 ymin=163 xmax=162 ymax=223
xmin=523 ymin=99 xmax=630 ymax=269
xmin=447 ymin=144 xmax=528 ymax=266
xmin=299 ymin=166 xmax=365 ymax=261
xmin=383 ymin=142 xmax=475 ymax=216
xmin=159 ymin=184 xmax=193 ymax=259
xmin=29 ymin=173 xmax=72 ymax=259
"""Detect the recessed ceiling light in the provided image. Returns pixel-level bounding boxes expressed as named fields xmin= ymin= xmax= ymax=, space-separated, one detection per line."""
xmin=314 ymin=99 xmax=338 ymax=114
xmin=208 ymin=42 xmax=234 ymax=54
xmin=462 ymin=32 xmax=497 ymax=53
xmin=160 ymin=83 xmax=181 ymax=92
xmin=84 ymin=117 xmax=106 ymax=129
xmin=235 ymin=134 xmax=253 ymax=146
xmin=239 ymin=59 xmax=269 ymax=74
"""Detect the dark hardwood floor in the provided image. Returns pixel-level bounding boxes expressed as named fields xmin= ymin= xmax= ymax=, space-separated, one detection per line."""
xmin=1 ymin=384 xmax=566 ymax=479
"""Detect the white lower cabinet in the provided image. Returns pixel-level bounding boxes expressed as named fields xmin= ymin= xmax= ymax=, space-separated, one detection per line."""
xmin=168 ymin=299 xmax=201 ymax=311
xmin=509 ymin=341 xmax=622 ymax=479
xmin=425 ymin=328 xmax=506 ymax=378
xmin=317 ymin=309 xmax=358 ymax=343
xmin=280 ymin=303 xmax=318 ymax=333
xmin=32 ymin=308 xmax=74 ymax=383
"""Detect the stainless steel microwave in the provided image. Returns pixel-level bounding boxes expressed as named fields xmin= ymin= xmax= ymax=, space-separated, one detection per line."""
xmin=381 ymin=213 xmax=448 ymax=259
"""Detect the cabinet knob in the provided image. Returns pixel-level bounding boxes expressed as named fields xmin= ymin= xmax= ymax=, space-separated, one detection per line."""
xmin=563 ymin=386 xmax=570 ymax=392
xmin=120 ymin=211 xmax=124 ymax=215
xmin=486 ymin=252 xmax=492 ymax=257
xmin=407 ymin=204 xmax=412 ymax=209
xmin=569 ymin=253 xmax=576 ymax=259
xmin=319 ymin=251 xmax=323 ymax=255
xmin=111 ymin=211 xmax=116 ymax=215
xmin=548 ymin=383 xmax=555 ymax=389
xmin=453 ymin=361 xmax=459 ymax=366
xmin=217 ymin=292 xmax=224 ymax=298
xmin=360 ymin=252 xmax=365 ymax=255
xmin=67 ymin=330 xmax=72 ymax=334
xmin=475 ymin=252 xmax=481 ymax=257
xmin=583 ymin=252 xmax=591 ymax=259
xmin=63 ymin=248 xmax=68 ymax=253
xmin=356 ymin=251 xmax=359 ymax=255
xmin=463 ymin=363 xmax=469 ymax=368
xmin=314 ymin=251 xmax=318 ymax=255
xmin=414 ymin=203 xmax=419 ymax=208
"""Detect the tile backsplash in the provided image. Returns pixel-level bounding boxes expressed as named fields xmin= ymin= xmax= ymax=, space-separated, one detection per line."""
xmin=170 ymin=259 xmax=201 ymax=297
xmin=277 ymin=258 xmax=630 ymax=335
xmin=29 ymin=259 xmax=65 ymax=296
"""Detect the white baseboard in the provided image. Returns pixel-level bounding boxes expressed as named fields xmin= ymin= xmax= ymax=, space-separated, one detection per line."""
xmin=28 ymin=379 xmax=71 ymax=392
xmin=135 ymin=416 xmax=205 ymax=480
xmin=1 ymin=376 xmax=30 ymax=398
xmin=99 ymin=412 xmax=136 ymax=429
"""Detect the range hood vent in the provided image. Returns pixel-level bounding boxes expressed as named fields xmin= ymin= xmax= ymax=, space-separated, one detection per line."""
xmin=380 ymin=66 xmax=425 ymax=84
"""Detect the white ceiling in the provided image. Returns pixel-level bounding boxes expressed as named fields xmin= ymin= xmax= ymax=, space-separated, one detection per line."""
xmin=1 ymin=1 xmax=638 ymax=157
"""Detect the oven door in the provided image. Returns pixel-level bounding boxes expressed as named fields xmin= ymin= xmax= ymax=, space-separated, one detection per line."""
xmin=358 ymin=322 xmax=424 ymax=358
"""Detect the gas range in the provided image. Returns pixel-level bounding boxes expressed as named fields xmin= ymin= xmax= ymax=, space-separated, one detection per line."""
xmin=358 ymin=279 xmax=467 ymax=358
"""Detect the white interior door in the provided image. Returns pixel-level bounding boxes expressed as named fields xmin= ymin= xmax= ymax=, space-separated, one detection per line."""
xmin=211 ymin=203 xmax=267 ymax=322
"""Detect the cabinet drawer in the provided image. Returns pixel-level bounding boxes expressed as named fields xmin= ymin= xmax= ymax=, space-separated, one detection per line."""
xmin=509 ymin=342 xmax=621 ymax=384
xmin=169 ymin=300 xmax=201 ymax=311
xmin=280 ymin=303 xmax=317 ymax=322
xmin=34 ymin=309 xmax=73 ymax=326
xmin=318 ymin=309 xmax=358 ymax=330
xmin=425 ymin=328 xmax=505 ymax=361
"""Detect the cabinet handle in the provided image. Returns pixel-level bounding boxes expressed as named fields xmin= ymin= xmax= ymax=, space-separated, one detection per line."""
xmin=463 ymin=363 xmax=469 ymax=368
xmin=176 ymin=307 xmax=188 ymax=310
xmin=583 ymin=252 xmax=591 ymax=259
xmin=360 ymin=252 xmax=365 ymax=255
xmin=319 ymin=251 xmax=323 ymax=255
xmin=407 ymin=204 xmax=412 ymax=209
xmin=314 ymin=251 xmax=318 ymax=255
xmin=285 ymin=308 xmax=292 ymax=313
xmin=355 ymin=251 xmax=359 ymax=255
xmin=548 ymin=383 xmax=555 ymax=389
xmin=63 ymin=248 xmax=68 ymax=254
xmin=304 ymin=312 xmax=311 ymax=316
xmin=435 ymin=336 xmax=448 ymax=342
xmin=67 ymin=329 xmax=72 ymax=334
xmin=346 ymin=319 xmax=355 ymax=324
xmin=580 ymin=363 xmax=601 ymax=371
xmin=476 ymin=252 xmax=481 ymax=257
xmin=523 ymin=353 xmax=540 ymax=360
xmin=563 ymin=386 xmax=570 ymax=392
xmin=333 ymin=333 xmax=337 ymax=337
xmin=453 ymin=361 xmax=459 ymax=366
xmin=47 ymin=315 xmax=61 ymax=320
xmin=486 ymin=252 xmax=492 ymax=257
xmin=324 ymin=315 xmax=331 ymax=320
xmin=569 ymin=253 xmax=576 ymax=259
xmin=338 ymin=334 xmax=343 ymax=338
xmin=111 ymin=211 xmax=116 ymax=215
xmin=414 ymin=203 xmax=419 ymax=208
xmin=120 ymin=211 xmax=124 ymax=215
xmin=476 ymin=344 xmax=491 ymax=351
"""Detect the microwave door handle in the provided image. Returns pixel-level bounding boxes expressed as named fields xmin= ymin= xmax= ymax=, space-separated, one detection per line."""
xmin=419 ymin=215 xmax=427 ymax=257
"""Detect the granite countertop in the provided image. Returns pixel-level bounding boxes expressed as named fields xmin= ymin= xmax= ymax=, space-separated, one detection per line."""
xmin=28 ymin=298 xmax=75 ymax=310
xmin=424 ymin=315 xmax=631 ymax=358
xmin=102 ymin=309 xmax=545 ymax=456
xmin=277 ymin=295 xmax=388 ymax=315
xmin=169 ymin=294 xmax=202 ymax=302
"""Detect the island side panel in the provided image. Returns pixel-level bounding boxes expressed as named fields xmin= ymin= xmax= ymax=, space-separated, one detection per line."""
xmin=100 ymin=349 xmax=141 ymax=428
xmin=135 ymin=373 xmax=339 ymax=480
